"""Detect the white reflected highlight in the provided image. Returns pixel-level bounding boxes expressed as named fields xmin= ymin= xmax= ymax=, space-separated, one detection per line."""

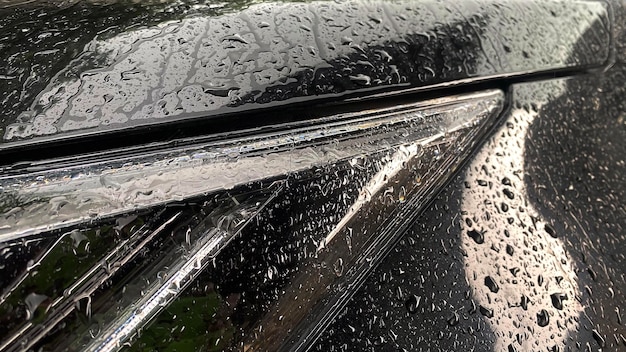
xmin=460 ymin=80 xmax=582 ymax=350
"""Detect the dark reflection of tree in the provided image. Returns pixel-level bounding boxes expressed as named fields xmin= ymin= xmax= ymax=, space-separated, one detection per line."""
xmin=0 ymin=0 xmax=261 ymax=136
xmin=233 ymin=14 xmax=488 ymax=109
xmin=523 ymin=15 xmax=626 ymax=350
xmin=207 ymin=16 xmax=487 ymax=349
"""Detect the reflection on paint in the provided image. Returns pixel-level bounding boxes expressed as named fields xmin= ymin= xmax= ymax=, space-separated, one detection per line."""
xmin=461 ymin=80 xmax=583 ymax=350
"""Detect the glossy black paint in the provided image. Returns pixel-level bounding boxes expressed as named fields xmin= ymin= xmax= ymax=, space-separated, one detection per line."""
xmin=0 ymin=0 xmax=609 ymax=152
xmin=315 ymin=1 xmax=626 ymax=350
xmin=0 ymin=0 xmax=624 ymax=351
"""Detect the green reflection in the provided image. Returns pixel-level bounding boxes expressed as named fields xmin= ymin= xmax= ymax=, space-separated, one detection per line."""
xmin=128 ymin=290 xmax=234 ymax=352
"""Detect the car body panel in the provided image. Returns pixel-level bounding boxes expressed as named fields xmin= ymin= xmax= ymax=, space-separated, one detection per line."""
xmin=0 ymin=0 xmax=610 ymax=153
xmin=315 ymin=4 xmax=626 ymax=350
xmin=0 ymin=0 xmax=624 ymax=351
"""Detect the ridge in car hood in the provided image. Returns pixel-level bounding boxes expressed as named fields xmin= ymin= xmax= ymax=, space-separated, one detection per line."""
xmin=0 ymin=0 xmax=610 ymax=151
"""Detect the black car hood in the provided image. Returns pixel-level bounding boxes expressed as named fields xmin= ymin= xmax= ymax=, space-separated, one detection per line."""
xmin=0 ymin=0 xmax=610 ymax=153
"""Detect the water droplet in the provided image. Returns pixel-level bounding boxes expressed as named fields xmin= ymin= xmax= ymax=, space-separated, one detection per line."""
xmin=520 ymin=295 xmax=529 ymax=310
xmin=221 ymin=33 xmax=248 ymax=44
xmin=375 ymin=50 xmax=392 ymax=62
xmin=333 ymin=258 xmax=344 ymax=277
xmin=340 ymin=36 xmax=352 ymax=45
xmin=405 ymin=295 xmax=421 ymax=314
xmin=592 ymin=330 xmax=605 ymax=347
xmin=479 ymin=305 xmax=494 ymax=318
xmin=550 ymin=293 xmax=568 ymax=310
xmin=68 ymin=229 xmax=88 ymax=248
xmin=484 ymin=276 xmax=499 ymax=293
xmin=447 ymin=311 xmax=459 ymax=326
xmin=544 ymin=223 xmax=557 ymax=238
xmin=467 ymin=229 xmax=484 ymax=244
xmin=587 ymin=267 xmax=597 ymax=281
xmin=536 ymin=309 xmax=549 ymax=327
xmin=24 ymin=292 xmax=48 ymax=320
xmin=367 ymin=15 xmax=382 ymax=24
xmin=349 ymin=74 xmax=371 ymax=86
xmin=267 ymin=266 xmax=277 ymax=280
xmin=398 ymin=186 xmax=406 ymax=203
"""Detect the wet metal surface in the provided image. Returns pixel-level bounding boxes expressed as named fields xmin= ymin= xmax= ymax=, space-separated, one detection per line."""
xmin=0 ymin=0 xmax=623 ymax=351
xmin=0 ymin=91 xmax=502 ymax=241
xmin=0 ymin=0 xmax=610 ymax=149
xmin=0 ymin=90 xmax=503 ymax=351
xmin=315 ymin=9 xmax=626 ymax=351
